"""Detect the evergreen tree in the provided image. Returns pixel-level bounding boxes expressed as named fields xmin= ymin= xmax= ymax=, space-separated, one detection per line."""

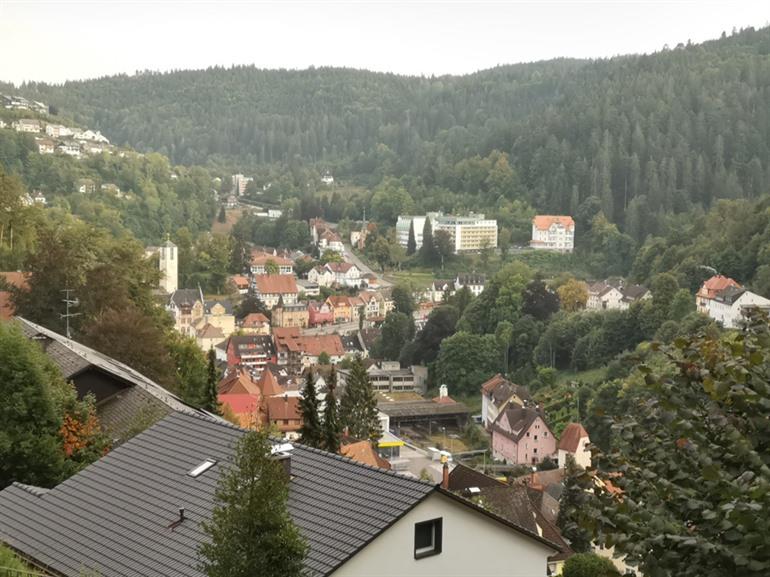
xmin=202 ymin=348 xmax=220 ymax=414
xmin=321 ymin=368 xmax=342 ymax=453
xmin=199 ymin=429 xmax=307 ymax=577
xmin=419 ymin=216 xmax=436 ymax=264
xmin=298 ymin=369 xmax=322 ymax=448
xmin=339 ymin=357 xmax=381 ymax=444
xmin=217 ymin=205 xmax=226 ymax=223
xmin=406 ymin=219 xmax=416 ymax=255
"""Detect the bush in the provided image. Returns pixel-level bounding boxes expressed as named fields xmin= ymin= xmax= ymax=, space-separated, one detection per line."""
xmin=562 ymin=553 xmax=620 ymax=577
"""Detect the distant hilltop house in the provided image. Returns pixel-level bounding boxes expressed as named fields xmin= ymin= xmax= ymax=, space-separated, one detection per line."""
xmin=12 ymin=118 xmax=41 ymax=133
xmin=35 ymin=137 xmax=55 ymax=154
xmin=74 ymin=129 xmax=109 ymax=143
xmin=321 ymin=171 xmax=335 ymax=185
xmin=697 ymin=274 xmax=770 ymax=328
xmin=56 ymin=140 xmax=81 ymax=157
xmin=2 ymin=94 xmax=47 ymax=113
xmin=397 ymin=212 xmax=498 ymax=254
xmin=586 ymin=279 xmax=650 ymax=311
xmin=530 ymin=215 xmax=575 ymax=253
xmin=45 ymin=123 xmax=74 ymax=138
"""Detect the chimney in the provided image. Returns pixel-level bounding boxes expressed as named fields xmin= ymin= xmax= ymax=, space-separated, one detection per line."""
xmin=178 ymin=507 xmax=185 ymax=522
xmin=440 ymin=454 xmax=449 ymax=489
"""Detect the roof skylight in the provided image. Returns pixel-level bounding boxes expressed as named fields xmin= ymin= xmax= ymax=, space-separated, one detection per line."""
xmin=188 ymin=459 xmax=217 ymax=477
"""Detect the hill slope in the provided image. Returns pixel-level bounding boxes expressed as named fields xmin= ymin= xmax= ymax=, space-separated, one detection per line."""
xmin=13 ymin=26 xmax=770 ymax=229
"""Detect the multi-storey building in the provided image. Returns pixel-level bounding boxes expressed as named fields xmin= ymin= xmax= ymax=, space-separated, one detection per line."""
xmin=397 ymin=212 xmax=498 ymax=253
xmin=530 ymin=216 xmax=575 ymax=252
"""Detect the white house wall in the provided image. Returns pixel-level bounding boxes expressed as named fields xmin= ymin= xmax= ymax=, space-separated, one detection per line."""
xmin=331 ymin=491 xmax=555 ymax=577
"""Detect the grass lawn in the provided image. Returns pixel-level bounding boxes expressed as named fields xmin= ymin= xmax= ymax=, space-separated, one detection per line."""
xmin=387 ymin=269 xmax=436 ymax=290
xmin=554 ymin=367 xmax=608 ymax=385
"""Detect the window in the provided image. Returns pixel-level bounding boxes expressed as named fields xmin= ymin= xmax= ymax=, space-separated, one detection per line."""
xmin=414 ymin=518 xmax=442 ymax=559
xmin=188 ymin=459 xmax=217 ymax=478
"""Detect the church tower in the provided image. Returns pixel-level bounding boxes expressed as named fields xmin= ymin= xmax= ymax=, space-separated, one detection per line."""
xmin=159 ymin=238 xmax=178 ymax=294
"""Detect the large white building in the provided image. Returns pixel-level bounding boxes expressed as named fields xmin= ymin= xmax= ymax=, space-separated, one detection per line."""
xmin=704 ymin=285 xmax=770 ymax=329
xmin=397 ymin=212 xmax=498 ymax=253
xmin=530 ymin=215 xmax=575 ymax=252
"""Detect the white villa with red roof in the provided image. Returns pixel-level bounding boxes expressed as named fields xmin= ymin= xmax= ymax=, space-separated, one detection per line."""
xmin=530 ymin=215 xmax=575 ymax=253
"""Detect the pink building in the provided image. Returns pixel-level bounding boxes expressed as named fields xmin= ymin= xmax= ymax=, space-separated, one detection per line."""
xmin=491 ymin=406 xmax=556 ymax=465
xmin=308 ymin=301 xmax=334 ymax=326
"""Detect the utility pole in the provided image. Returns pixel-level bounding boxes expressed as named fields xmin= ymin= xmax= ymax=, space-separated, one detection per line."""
xmin=60 ymin=289 xmax=80 ymax=339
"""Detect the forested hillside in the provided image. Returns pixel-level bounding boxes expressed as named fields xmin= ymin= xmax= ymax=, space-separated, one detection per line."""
xmin=13 ymin=26 xmax=770 ymax=234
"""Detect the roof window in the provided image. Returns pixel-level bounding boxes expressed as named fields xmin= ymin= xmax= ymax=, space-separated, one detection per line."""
xmin=188 ymin=459 xmax=217 ymax=477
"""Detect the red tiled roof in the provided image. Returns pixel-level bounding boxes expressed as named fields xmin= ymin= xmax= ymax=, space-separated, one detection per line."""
xmin=698 ymin=275 xmax=741 ymax=299
xmin=266 ymin=395 xmax=301 ymax=423
xmin=218 ymin=370 xmax=261 ymax=395
xmin=242 ymin=312 xmax=270 ymax=327
xmin=229 ymin=274 xmax=250 ymax=288
xmin=558 ymin=423 xmax=589 ymax=452
xmin=341 ymin=441 xmax=391 ymax=470
xmin=326 ymin=262 xmax=355 ymax=273
xmin=257 ymin=368 xmax=283 ymax=397
xmin=250 ymin=250 xmax=293 ymax=267
xmin=532 ymin=215 xmax=575 ymax=231
xmin=326 ymin=295 xmax=353 ymax=308
xmin=218 ymin=393 xmax=260 ymax=415
xmin=253 ymin=274 xmax=297 ymax=295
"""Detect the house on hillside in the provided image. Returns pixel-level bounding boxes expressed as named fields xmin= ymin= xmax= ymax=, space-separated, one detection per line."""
xmin=491 ymin=406 xmax=556 ymax=465
xmin=587 ymin=279 xmax=651 ymax=311
xmin=319 ymin=230 xmax=345 ymax=253
xmin=225 ymin=334 xmax=276 ymax=371
xmin=696 ymin=274 xmax=741 ymax=313
xmin=308 ymin=265 xmax=335 ymax=287
xmin=228 ymin=274 xmax=250 ymax=295
xmin=558 ymin=423 xmax=591 ymax=469
xmin=12 ymin=119 xmax=41 ymax=133
xmin=480 ymin=374 xmax=533 ymax=428
xmin=252 ymin=274 xmax=298 ymax=309
xmin=530 ymin=215 xmax=575 ymax=253
xmin=308 ymin=300 xmax=334 ymax=327
xmin=325 ymin=262 xmax=361 ymax=287
xmin=0 ymin=411 xmax=561 ymax=577
xmin=240 ymin=312 xmax=271 ymax=335
xmin=707 ymin=286 xmax=770 ymax=329
xmin=272 ymin=301 xmax=309 ymax=329
xmin=249 ymin=250 xmax=294 ymax=275
xmin=326 ymin=295 xmax=355 ymax=324
xmin=455 ymin=273 xmax=486 ymax=297
xmin=167 ymin=288 xmax=205 ymax=337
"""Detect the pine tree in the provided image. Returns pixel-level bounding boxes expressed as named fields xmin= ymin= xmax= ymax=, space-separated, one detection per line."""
xmin=419 ymin=216 xmax=436 ymax=265
xmin=202 ymin=348 xmax=220 ymax=414
xmin=298 ymin=369 xmax=322 ymax=447
xmin=406 ymin=219 xmax=416 ymax=255
xmin=199 ymin=429 xmax=307 ymax=577
xmin=217 ymin=205 xmax=226 ymax=223
xmin=321 ymin=367 xmax=342 ymax=453
xmin=339 ymin=357 xmax=381 ymax=444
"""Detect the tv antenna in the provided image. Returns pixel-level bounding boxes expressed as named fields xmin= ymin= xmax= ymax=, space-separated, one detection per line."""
xmin=61 ymin=288 xmax=81 ymax=339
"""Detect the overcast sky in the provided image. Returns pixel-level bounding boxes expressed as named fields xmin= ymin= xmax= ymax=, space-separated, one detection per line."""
xmin=1 ymin=1 xmax=768 ymax=86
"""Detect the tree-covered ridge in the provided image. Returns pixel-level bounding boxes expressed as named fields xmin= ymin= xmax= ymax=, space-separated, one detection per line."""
xmin=13 ymin=27 xmax=770 ymax=230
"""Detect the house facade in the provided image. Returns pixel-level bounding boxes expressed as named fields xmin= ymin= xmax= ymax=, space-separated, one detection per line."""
xmin=252 ymin=274 xmax=298 ymax=309
xmin=308 ymin=301 xmax=335 ymax=326
xmin=480 ymin=374 xmax=532 ymax=428
xmin=0 ymin=411 xmax=559 ymax=577
xmin=326 ymin=262 xmax=361 ymax=287
xmin=249 ymin=251 xmax=294 ymax=275
xmin=530 ymin=215 xmax=575 ymax=252
xmin=272 ymin=302 xmax=310 ymax=329
xmin=558 ymin=423 xmax=591 ymax=469
xmin=696 ymin=274 xmax=742 ymax=314
xmin=706 ymin=286 xmax=770 ymax=328
xmin=308 ymin=265 xmax=336 ymax=287
xmin=491 ymin=407 xmax=556 ymax=465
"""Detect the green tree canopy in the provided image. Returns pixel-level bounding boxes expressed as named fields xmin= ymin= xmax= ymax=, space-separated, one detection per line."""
xmin=200 ymin=429 xmax=307 ymax=577
xmin=339 ymin=357 xmax=381 ymax=444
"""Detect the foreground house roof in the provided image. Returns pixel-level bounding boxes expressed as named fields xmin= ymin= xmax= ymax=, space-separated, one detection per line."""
xmin=15 ymin=317 xmax=208 ymax=440
xmin=0 ymin=411 xmax=557 ymax=576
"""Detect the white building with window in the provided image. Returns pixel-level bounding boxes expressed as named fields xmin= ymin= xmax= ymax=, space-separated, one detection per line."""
xmin=397 ymin=212 xmax=498 ymax=253
xmin=530 ymin=215 xmax=575 ymax=252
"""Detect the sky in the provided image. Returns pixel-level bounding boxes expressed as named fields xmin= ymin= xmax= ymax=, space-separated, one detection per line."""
xmin=1 ymin=0 xmax=769 ymax=86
